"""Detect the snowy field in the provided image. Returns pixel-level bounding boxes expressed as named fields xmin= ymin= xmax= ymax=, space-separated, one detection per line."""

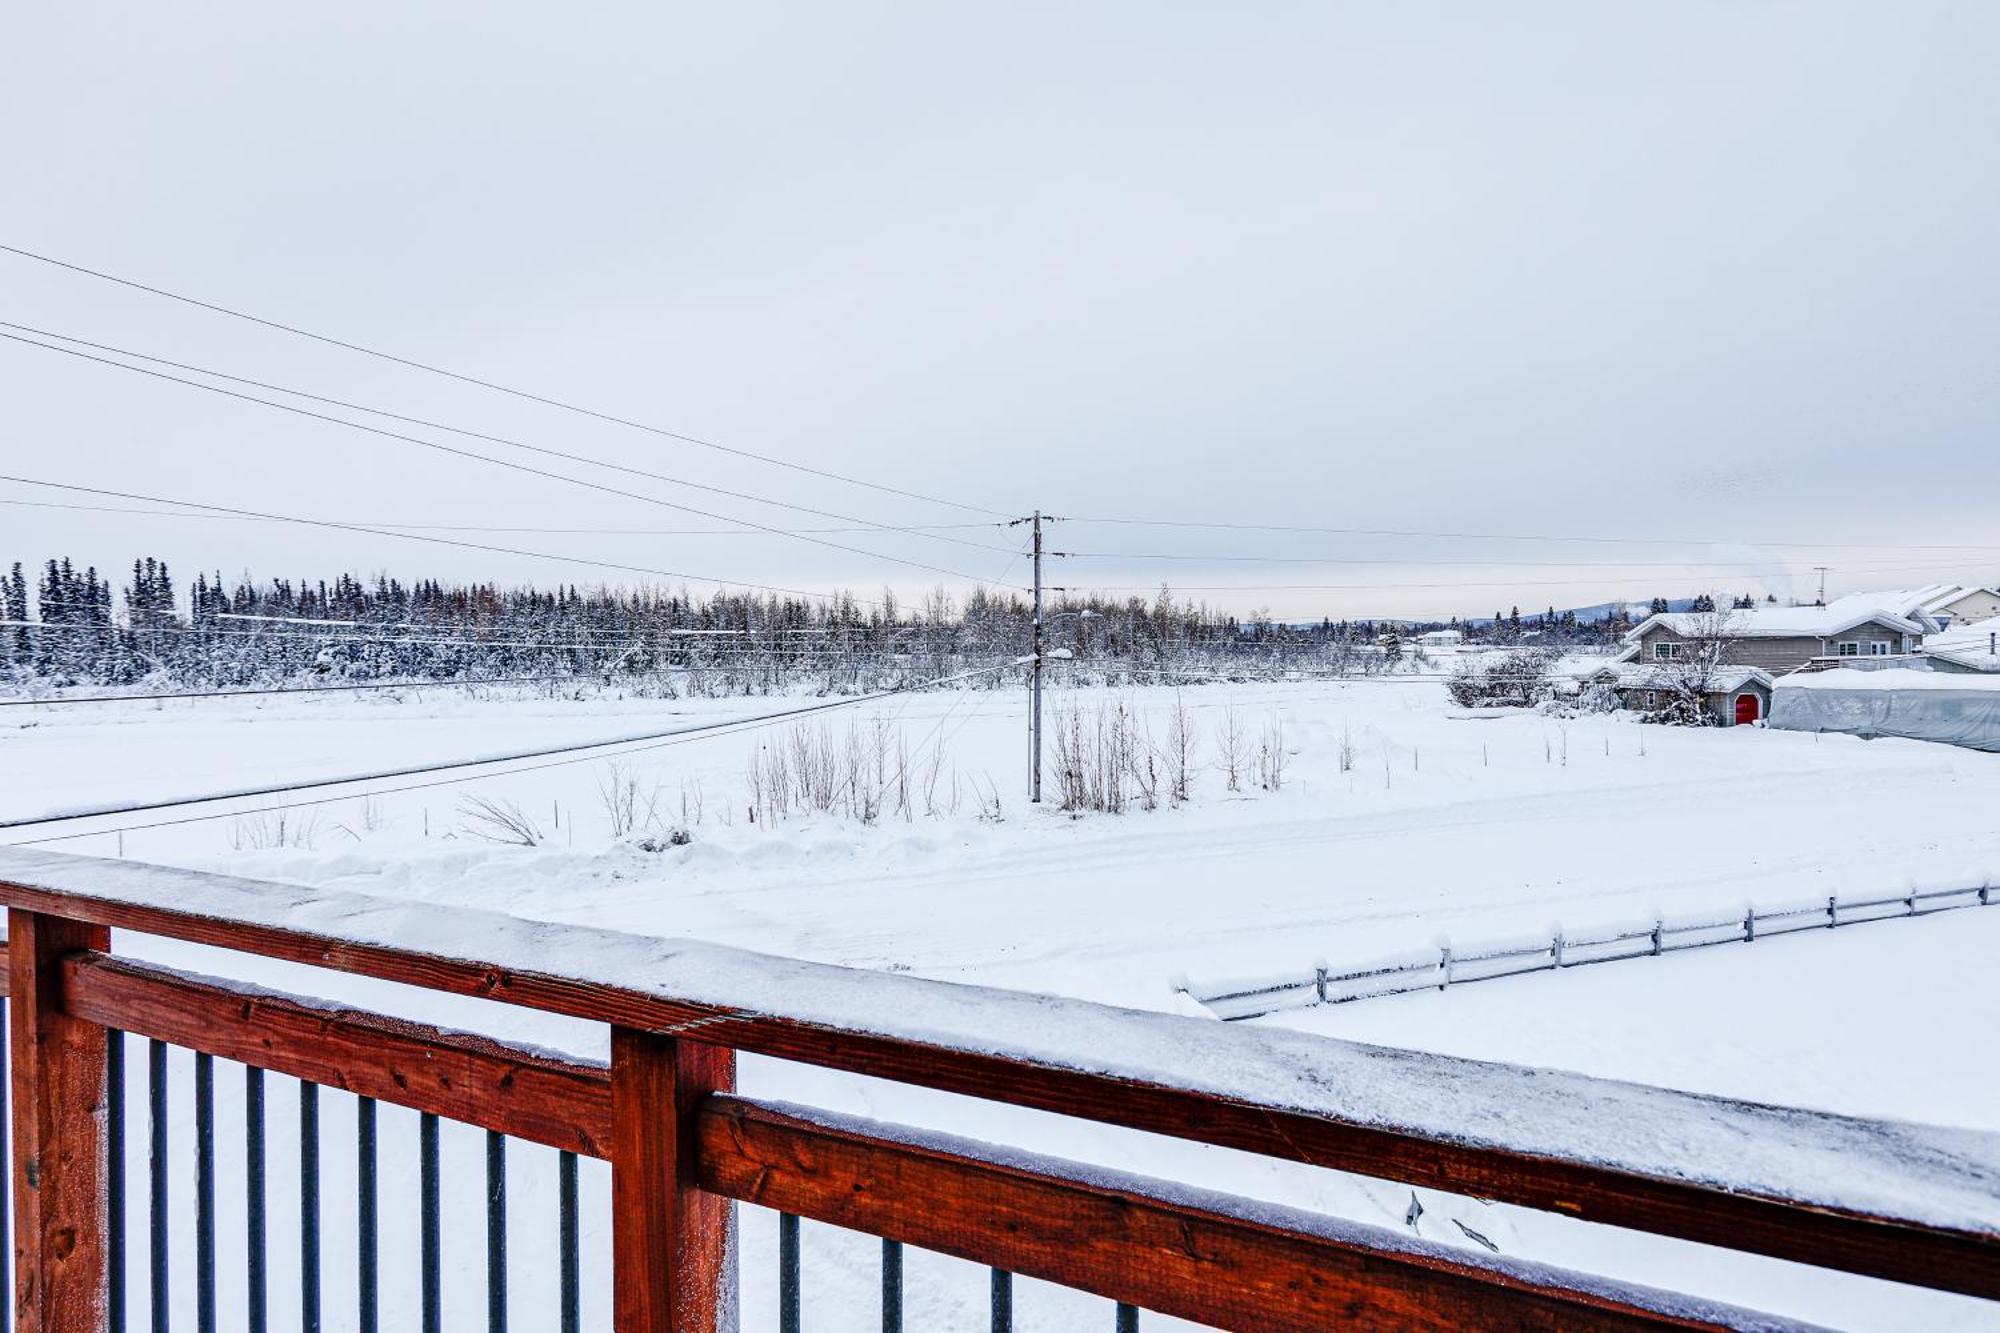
xmin=4 ymin=677 xmax=1999 ymax=1329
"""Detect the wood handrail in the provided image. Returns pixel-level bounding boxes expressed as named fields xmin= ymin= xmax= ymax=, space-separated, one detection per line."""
xmin=697 ymin=1096 xmax=1820 ymax=1332
xmin=2 ymin=855 xmax=1998 ymax=1314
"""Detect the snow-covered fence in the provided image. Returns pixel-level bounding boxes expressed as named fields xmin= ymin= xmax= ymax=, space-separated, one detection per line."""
xmin=1187 ymin=881 xmax=1998 ymax=1021
xmin=0 ymin=849 xmax=1997 ymax=1327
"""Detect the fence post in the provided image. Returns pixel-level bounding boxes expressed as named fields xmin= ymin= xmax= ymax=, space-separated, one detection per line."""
xmin=10 ymin=909 xmax=112 ymax=1333
xmin=1437 ymin=947 xmax=1452 ymax=992
xmin=1313 ymin=966 xmax=1327 ymax=1005
xmin=1550 ymin=932 xmax=1564 ymax=969
xmin=1650 ymin=920 xmax=1662 ymax=956
xmin=1826 ymin=896 xmax=1837 ymax=929
xmin=1743 ymin=908 xmax=1755 ymax=943
xmin=610 ymin=1027 xmax=736 ymax=1333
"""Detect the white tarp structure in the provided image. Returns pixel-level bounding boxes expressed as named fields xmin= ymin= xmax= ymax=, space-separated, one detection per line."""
xmin=1771 ymin=668 xmax=2000 ymax=752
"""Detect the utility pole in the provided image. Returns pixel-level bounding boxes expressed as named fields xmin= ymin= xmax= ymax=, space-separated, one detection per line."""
xmin=1812 ymin=566 xmax=1830 ymax=606
xmin=1031 ymin=510 xmax=1045 ymax=802
xmin=1010 ymin=510 xmax=1049 ymax=802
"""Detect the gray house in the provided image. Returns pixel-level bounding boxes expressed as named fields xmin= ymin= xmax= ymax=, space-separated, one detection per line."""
xmin=1616 ymin=595 xmax=1933 ymax=677
xmin=1591 ymin=663 xmax=1775 ymax=725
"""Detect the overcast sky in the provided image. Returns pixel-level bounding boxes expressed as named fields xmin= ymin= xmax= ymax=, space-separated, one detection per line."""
xmin=4 ymin=3 xmax=1996 ymax=621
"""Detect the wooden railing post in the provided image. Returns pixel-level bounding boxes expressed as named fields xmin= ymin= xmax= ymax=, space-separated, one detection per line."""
xmin=610 ymin=1027 xmax=736 ymax=1332
xmin=9 ymin=910 xmax=111 ymax=1332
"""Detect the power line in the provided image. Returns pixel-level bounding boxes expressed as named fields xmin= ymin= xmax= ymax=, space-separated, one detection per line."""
xmin=0 ymin=331 xmax=1020 ymax=590
xmin=0 ymin=619 xmax=878 ymax=653
xmin=0 ymin=672 xmax=654 ymax=707
xmin=0 ymin=661 xmax=1014 ymax=841
xmin=0 ymin=241 xmax=1008 ymax=518
xmin=1055 ymin=550 xmax=1997 ymax=571
xmin=0 ymin=321 xmax=1016 ymax=558
xmin=1061 ymin=515 xmax=2000 ymax=556
xmin=0 ymin=494 xmax=1000 ymax=538
xmin=0 ymin=474 xmax=883 ymax=606
xmin=1048 ymin=560 xmax=1973 ymax=595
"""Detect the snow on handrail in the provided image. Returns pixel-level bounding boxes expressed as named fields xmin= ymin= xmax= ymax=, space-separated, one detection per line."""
xmin=0 ymin=848 xmax=1998 ymax=1242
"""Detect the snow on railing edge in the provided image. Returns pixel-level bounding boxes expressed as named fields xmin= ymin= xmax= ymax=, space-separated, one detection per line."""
xmin=1 ymin=847 xmax=1999 ymax=1237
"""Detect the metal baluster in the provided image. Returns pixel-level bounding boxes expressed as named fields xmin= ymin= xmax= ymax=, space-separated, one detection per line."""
xmin=109 ymin=1030 xmax=127 ymax=1333
xmin=558 ymin=1151 xmax=580 ymax=1333
xmin=148 ymin=1039 xmax=167 ymax=1333
xmin=246 ymin=1066 xmax=267 ymax=1333
xmin=358 ymin=1097 xmax=379 ymax=1333
xmin=1115 ymin=1302 xmax=1140 ymax=1332
xmin=881 ymin=1238 xmax=902 ymax=1333
xmin=779 ymin=1212 xmax=801 ymax=1333
xmin=487 ymin=1131 xmax=508 ymax=1333
xmin=196 ymin=1053 xmax=216 ymax=1333
xmin=300 ymin=1081 xmax=321 ymax=1333
xmin=990 ymin=1269 xmax=1012 ymax=1333
xmin=421 ymin=1112 xmax=441 ymax=1333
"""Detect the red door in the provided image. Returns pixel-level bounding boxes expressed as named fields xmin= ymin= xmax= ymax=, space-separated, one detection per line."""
xmin=1734 ymin=693 xmax=1760 ymax=726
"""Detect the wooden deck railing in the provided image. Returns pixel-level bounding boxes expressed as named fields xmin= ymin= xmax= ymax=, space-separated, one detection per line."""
xmin=3 ymin=850 xmax=1997 ymax=1330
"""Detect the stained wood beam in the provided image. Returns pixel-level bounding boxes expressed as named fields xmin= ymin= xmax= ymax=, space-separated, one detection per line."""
xmin=9 ymin=911 xmax=109 ymax=1332
xmin=61 ymin=952 xmax=612 ymax=1158
xmin=611 ymin=1030 xmax=735 ymax=1333
xmin=697 ymin=1096 xmax=1793 ymax=1333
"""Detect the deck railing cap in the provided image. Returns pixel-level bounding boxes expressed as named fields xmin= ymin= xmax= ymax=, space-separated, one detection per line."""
xmin=2 ymin=845 xmax=1997 ymax=1241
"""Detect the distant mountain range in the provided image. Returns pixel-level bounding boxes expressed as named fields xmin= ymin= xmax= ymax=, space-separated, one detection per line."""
xmin=1459 ymin=598 xmax=1704 ymax=628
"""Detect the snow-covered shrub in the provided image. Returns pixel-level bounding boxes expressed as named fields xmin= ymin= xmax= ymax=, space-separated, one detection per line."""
xmin=1165 ymin=693 xmax=1197 ymax=805
xmin=1638 ymin=691 xmax=1718 ymax=727
xmin=1052 ymin=698 xmax=1142 ymax=814
xmin=1255 ymin=715 xmax=1288 ymax=791
xmin=1215 ymin=704 xmax=1247 ymax=791
xmin=1444 ymin=649 xmax=1557 ymax=709
xmin=1575 ymin=680 xmax=1621 ymax=714
xmin=458 ymin=796 xmax=543 ymax=845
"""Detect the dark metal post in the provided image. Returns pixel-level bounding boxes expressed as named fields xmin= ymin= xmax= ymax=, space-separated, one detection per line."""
xmin=421 ymin=1112 xmax=441 ymax=1333
xmin=195 ymin=1053 xmax=216 ymax=1333
xmin=558 ymin=1151 xmax=580 ymax=1333
xmin=991 ymin=1268 xmax=1013 ymax=1333
xmin=299 ymin=1082 xmax=320 ymax=1333
xmin=778 ymin=1213 xmax=801 ymax=1333
xmin=486 ymin=1131 xmax=507 ymax=1333
xmin=358 ymin=1097 xmax=378 ymax=1333
xmin=881 ymin=1238 xmax=903 ymax=1333
xmin=245 ymin=1067 xmax=266 ymax=1333
xmin=147 ymin=1040 xmax=166 ymax=1333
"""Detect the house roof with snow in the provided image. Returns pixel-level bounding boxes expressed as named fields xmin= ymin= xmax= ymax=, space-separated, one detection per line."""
xmin=1914 ymin=583 xmax=2000 ymax=617
xmin=1620 ymin=592 xmax=1933 ymax=645
xmin=1920 ymin=614 xmax=2000 ymax=672
xmin=1591 ymin=663 xmax=1774 ymax=693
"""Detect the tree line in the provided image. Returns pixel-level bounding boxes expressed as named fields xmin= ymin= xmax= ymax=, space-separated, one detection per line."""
xmin=0 ymin=553 xmax=1570 ymax=694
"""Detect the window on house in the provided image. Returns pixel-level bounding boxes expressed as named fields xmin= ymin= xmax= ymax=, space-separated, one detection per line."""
xmin=1644 ymin=690 xmax=1660 ymax=708
xmin=1653 ymin=641 xmax=1680 ymax=661
xmin=1836 ymin=641 xmax=1860 ymax=657
xmin=1870 ymin=641 xmax=1892 ymax=656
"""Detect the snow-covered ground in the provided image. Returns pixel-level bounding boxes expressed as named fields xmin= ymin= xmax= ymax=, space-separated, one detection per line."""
xmin=4 ymin=678 xmax=1998 ymax=1329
